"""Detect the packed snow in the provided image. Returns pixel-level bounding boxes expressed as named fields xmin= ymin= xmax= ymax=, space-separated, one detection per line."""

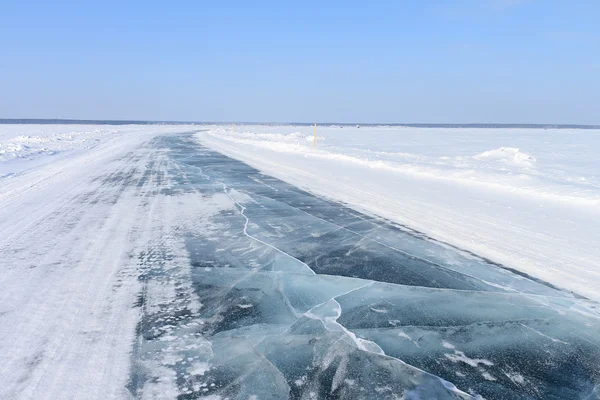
xmin=0 ymin=124 xmax=193 ymax=399
xmin=198 ymin=125 xmax=600 ymax=301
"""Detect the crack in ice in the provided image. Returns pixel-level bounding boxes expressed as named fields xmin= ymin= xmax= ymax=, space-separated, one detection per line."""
xmin=222 ymin=184 xmax=316 ymax=276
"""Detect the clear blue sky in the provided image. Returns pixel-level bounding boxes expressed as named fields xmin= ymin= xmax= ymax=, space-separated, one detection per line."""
xmin=1 ymin=0 xmax=598 ymax=123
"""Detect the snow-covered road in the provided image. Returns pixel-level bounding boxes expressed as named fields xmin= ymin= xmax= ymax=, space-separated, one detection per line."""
xmin=0 ymin=125 xmax=191 ymax=399
xmin=1 ymin=125 xmax=599 ymax=400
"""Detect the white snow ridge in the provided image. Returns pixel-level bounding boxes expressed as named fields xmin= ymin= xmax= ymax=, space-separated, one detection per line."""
xmin=473 ymin=147 xmax=537 ymax=167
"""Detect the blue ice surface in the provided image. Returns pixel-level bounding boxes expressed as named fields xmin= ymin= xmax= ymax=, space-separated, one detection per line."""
xmin=129 ymin=134 xmax=600 ymax=400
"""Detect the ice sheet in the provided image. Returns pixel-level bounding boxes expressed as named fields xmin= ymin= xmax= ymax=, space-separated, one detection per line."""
xmin=129 ymin=134 xmax=600 ymax=399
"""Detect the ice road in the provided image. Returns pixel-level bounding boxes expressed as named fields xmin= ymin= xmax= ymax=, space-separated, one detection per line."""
xmin=0 ymin=128 xmax=599 ymax=400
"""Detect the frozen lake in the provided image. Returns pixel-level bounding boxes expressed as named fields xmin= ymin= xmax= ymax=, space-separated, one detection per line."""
xmin=130 ymin=134 xmax=600 ymax=399
xmin=1 ymin=127 xmax=598 ymax=399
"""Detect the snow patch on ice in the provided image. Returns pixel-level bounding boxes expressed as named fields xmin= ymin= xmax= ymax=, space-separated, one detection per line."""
xmin=369 ymin=307 xmax=388 ymax=313
xmin=504 ymin=371 xmax=525 ymax=385
xmin=189 ymin=362 xmax=211 ymax=376
xmin=294 ymin=376 xmax=307 ymax=386
xmin=481 ymin=371 xmax=497 ymax=381
xmin=444 ymin=349 xmax=494 ymax=368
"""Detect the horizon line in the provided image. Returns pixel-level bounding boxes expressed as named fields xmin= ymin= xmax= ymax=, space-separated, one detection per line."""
xmin=1 ymin=118 xmax=599 ymax=129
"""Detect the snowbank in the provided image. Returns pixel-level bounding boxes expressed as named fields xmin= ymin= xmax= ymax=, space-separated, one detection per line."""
xmin=473 ymin=147 xmax=537 ymax=167
xmin=197 ymin=125 xmax=600 ymax=301
xmin=1 ymin=125 xmax=133 ymax=177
